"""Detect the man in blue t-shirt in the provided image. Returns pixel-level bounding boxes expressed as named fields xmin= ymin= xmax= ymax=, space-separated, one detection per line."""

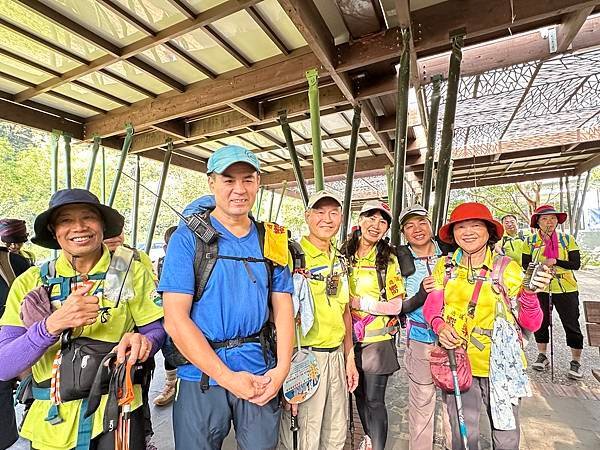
xmin=398 ymin=205 xmax=446 ymax=450
xmin=159 ymin=145 xmax=294 ymax=450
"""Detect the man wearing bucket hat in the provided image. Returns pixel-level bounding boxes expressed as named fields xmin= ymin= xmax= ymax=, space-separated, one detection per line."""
xmin=159 ymin=145 xmax=294 ymax=450
xmin=0 ymin=218 xmax=36 ymax=264
xmin=522 ymin=205 xmax=584 ymax=379
xmin=422 ymin=202 xmax=552 ymax=449
xmin=0 ymin=188 xmax=165 ymax=450
xmin=279 ymin=190 xmax=358 ymax=450
xmin=340 ymin=200 xmax=404 ymax=450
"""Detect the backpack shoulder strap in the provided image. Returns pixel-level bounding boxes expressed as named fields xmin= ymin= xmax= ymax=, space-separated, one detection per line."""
xmin=0 ymin=250 xmax=16 ymax=287
xmin=443 ymin=253 xmax=454 ymax=288
xmin=558 ymin=232 xmax=569 ymax=250
xmin=376 ymin=265 xmax=387 ymax=301
xmin=192 ymin=235 xmax=218 ymax=303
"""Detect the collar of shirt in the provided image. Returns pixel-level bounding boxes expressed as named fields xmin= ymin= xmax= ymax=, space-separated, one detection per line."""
xmin=55 ymin=244 xmax=111 ymax=276
xmin=452 ymin=247 xmax=494 ymax=270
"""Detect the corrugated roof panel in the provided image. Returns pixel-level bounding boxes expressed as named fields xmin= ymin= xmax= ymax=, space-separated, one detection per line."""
xmin=0 ymin=25 xmax=81 ymax=73
xmin=184 ymin=146 xmax=212 ymax=159
xmin=105 ymin=61 xmax=171 ymax=95
xmin=289 ymin=119 xmax=311 ymax=139
xmin=186 ymin=0 xmax=230 ymax=14
xmin=78 ymin=72 xmax=148 ymax=103
xmin=171 ymin=28 xmax=242 ymax=75
xmin=34 ymin=92 xmax=98 ymax=117
xmin=0 ymin=54 xmax=53 ymax=85
xmin=0 ymin=0 xmax=107 ymax=61
xmin=242 ymin=131 xmax=279 ymax=148
xmin=211 ymin=10 xmax=281 ymax=63
xmin=219 ymin=136 xmax=259 ymax=150
xmin=112 ymin=0 xmax=186 ymax=30
xmin=360 ymin=132 xmax=377 ymax=144
xmin=254 ymin=0 xmax=306 ymax=50
xmin=53 ymin=83 xmax=123 ymax=111
xmin=138 ymin=44 xmax=208 ymax=85
xmin=197 ymin=141 xmax=222 ymax=151
xmin=0 ymin=77 xmax=27 ymax=94
xmin=38 ymin=0 xmax=145 ymax=47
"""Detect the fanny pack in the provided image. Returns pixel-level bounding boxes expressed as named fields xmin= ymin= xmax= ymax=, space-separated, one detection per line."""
xmin=429 ymin=346 xmax=472 ymax=393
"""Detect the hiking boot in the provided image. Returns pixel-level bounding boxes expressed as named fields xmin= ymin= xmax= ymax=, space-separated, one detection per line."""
xmin=568 ymin=360 xmax=583 ymax=380
xmin=153 ymin=378 xmax=177 ymax=406
xmin=358 ymin=435 xmax=372 ymax=450
xmin=592 ymin=369 xmax=600 ymax=383
xmin=531 ymin=353 xmax=550 ymax=371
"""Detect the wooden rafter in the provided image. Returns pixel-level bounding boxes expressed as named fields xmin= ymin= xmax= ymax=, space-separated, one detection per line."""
xmin=278 ymin=0 xmax=395 ymax=162
xmin=557 ymin=6 xmax=595 ymax=53
xmin=246 ymin=6 xmax=289 ymax=56
xmin=12 ymin=0 xmax=262 ymax=103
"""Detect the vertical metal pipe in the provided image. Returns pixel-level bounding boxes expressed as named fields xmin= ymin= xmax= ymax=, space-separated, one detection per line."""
xmin=390 ymin=29 xmax=412 ymax=247
xmin=101 ymin=146 xmax=106 ymax=203
xmin=145 ymin=141 xmax=172 ymax=252
xmin=279 ymin=111 xmax=309 ymax=207
xmin=422 ymin=76 xmax=442 ymax=211
xmin=340 ymin=105 xmax=362 ymax=240
xmin=63 ymin=133 xmax=72 ymax=189
xmin=385 ymin=165 xmax=394 ymax=211
xmin=85 ymin=136 xmax=101 ymax=190
xmin=131 ymin=155 xmax=141 ymax=247
xmin=306 ymin=68 xmax=324 ymax=191
xmin=274 ymin=181 xmax=287 ymax=223
xmin=108 ymin=123 xmax=134 ymax=207
xmin=433 ymin=32 xmax=464 ymax=233
xmin=559 ymin=176 xmax=565 ymax=232
xmin=50 ymin=130 xmax=60 ymax=194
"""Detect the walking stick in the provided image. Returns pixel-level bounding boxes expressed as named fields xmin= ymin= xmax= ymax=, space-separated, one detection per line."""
xmin=348 ymin=393 xmax=355 ymax=449
xmin=549 ymin=291 xmax=554 ymax=382
xmin=290 ymin=406 xmax=299 ymax=450
xmin=448 ymin=349 xmax=469 ymax=450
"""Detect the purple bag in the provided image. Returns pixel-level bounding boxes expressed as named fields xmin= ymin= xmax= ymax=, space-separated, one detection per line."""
xmin=429 ymin=346 xmax=472 ymax=393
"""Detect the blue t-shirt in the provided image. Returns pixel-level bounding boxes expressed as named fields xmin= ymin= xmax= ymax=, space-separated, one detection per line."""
xmin=404 ymin=242 xmax=441 ymax=344
xmin=158 ymin=216 xmax=293 ymax=383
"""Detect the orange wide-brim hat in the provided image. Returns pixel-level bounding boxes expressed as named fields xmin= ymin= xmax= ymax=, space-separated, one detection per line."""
xmin=438 ymin=202 xmax=504 ymax=244
xmin=530 ymin=204 xmax=568 ymax=228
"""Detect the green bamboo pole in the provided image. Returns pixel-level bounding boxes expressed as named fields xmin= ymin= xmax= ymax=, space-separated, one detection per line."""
xmin=85 ymin=136 xmax=101 ymax=190
xmin=267 ymin=189 xmax=275 ymax=222
xmin=101 ymin=146 xmax=106 ymax=203
xmin=145 ymin=140 xmax=172 ymax=252
xmin=279 ymin=111 xmax=309 ymax=207
xmin=433 ymin=32 xmax=464 ymax=233
xmin=306 ymin=68 xmax=324 ymax=191
xmin=385 ymin=165 xmax=394 ymax=211
xmin=422 ymin=75 xmax=442 ymax=210
xmin=390 ymin=29 xmax=412 ymax=246
xmin=274 ymin=181 xmax=288 ymax=223
xmin=108 ymin=123 xmax=134 ymax=207
xmin=340 ymin=105 xmax=362 ymax=240
xmin=50 ymin=130 xmax=61 ymax=194
xmin=63 ymin=133 xmax=72 ymax=189
xmin=131 ymin=155 xmax=141 ymax=247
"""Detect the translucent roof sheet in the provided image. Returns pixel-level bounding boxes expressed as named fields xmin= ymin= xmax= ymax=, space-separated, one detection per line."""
xmin=172 ymin=28 xmax=242 ymax=75
xmin=254 ymin=0 xmax=306 ymax=50
xmin=0 ymin=77 xmax=26 ymax=95
xmin=139 ymin=44 xmax=208 ymax=85
xmin=321 ymin=113 xmax=351 ymax=133
xmin=1 ymin=0 xmax=107 ymax=61
xmin=53 ymin=83 xmax=123 ymax=111
xmin=239 ymin=132 xmax=274 ymax=148
xmin=113 ymin=0 xmax=186 ymax=31
xmin=0 ymin=24 xmax=81 ymax=73
xmin=39 ymin=0 xmax=144 ymax=47
xmin=211 ymin=10 xmax=281 ymax=63
xmin=0 ymin=53 xmax=52 ymax=85
xmin=34 ymin=92 xmax=97 ymax=118
xmin=197 ymin=141 xmax=222 ymax=151
xmin=186 ymin=0 xmax=230 ymax=14
xmin=78 ymin=72 xmax=148 ymax=104
xmin=105 ymin=61 xmax=171 ymax=95
xmin=219 ymin=136 xmax=259 ymax=150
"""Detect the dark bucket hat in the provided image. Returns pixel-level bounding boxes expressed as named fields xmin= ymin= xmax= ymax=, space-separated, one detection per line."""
xmin=32 ymin=189 xmax=125 ymax=250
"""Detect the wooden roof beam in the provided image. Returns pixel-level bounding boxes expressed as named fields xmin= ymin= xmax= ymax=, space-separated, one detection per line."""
xmin=573 ymin=152 xmax=600 ymax=175
xmin=451 ymin=168 xmax=575 ymax=189
xmin=278 ymin=0 xmax=395 ymax=162
xmin=557 ymin=6 xmax=596 ymax=53
xmin=13 ymin=0 xmax=262 ymax=102
xmin=228 ymin=100 xmax=261 ymax=121
xmin=151 ymin=120 xmax=188 ymax=139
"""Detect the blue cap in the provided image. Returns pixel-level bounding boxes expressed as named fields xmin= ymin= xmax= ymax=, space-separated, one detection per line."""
xmin=207 ymin=145 xmax=261 ymax=174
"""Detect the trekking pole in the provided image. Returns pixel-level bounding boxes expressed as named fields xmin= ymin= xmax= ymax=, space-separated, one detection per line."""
xmin=290 ymin=406 xmax=299 ymax=450
xmin=549 ymin=291 xmax=554 ymax=382
xmin=448 ymin=349 xmax=469 ymax=450
xmin=348 ymin=393 xmax=355 ymax=449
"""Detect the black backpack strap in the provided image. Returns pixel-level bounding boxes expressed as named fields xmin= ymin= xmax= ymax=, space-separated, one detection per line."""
xmin=397 ymin=245 xmax=416 ymax=277
xmin=0 ymin=249 xmax=16 ymax=287
xmin=376 ymin=266 xmax=387 ymax=301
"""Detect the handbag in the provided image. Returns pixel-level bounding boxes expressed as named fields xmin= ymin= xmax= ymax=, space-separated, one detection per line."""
xmin=429 ymin=346 xmax=472 ymax=393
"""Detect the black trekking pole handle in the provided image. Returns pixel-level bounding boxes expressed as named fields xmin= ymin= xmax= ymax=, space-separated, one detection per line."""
xmin=448 ymin=347 xmax=457 ymax=370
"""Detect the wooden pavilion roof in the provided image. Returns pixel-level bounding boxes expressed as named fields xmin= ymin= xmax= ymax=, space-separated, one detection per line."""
xmin=2 ymin=0 xmax=600 ymax=197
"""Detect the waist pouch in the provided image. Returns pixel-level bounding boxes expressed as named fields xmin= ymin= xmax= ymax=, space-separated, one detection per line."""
xmin=429 ymin=346 xmax=472 ymax=393
xmin=164 ymin=323 xmax=277 ymax=368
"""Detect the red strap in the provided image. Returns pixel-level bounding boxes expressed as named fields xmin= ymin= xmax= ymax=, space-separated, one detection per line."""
xmin=467 ymin=268 xmax=488 ymax=318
